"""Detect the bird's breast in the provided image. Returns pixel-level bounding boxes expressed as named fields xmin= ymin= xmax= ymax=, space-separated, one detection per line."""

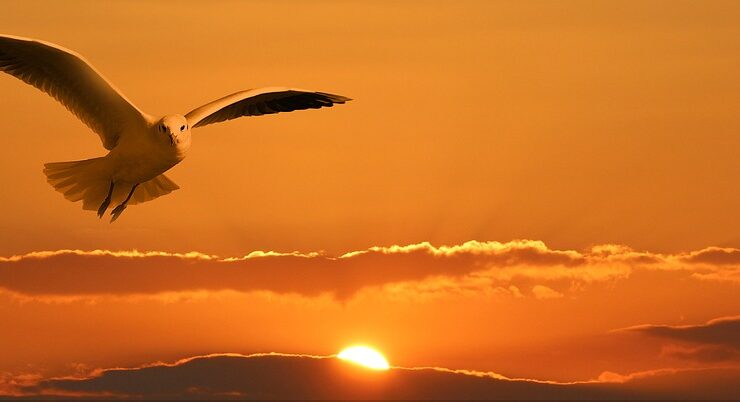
xmin=109 ymin=135 xmax=186 ymax=183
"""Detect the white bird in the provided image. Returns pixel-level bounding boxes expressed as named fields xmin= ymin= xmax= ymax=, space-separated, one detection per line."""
xmin=0 ymin=34 xmax=350 ymax=221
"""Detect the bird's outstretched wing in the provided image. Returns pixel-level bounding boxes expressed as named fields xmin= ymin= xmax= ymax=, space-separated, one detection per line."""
xmin=0 ymin=35 xmax=150 ymax=150
xmin=185 ymin=87 xmax=351 ymax=128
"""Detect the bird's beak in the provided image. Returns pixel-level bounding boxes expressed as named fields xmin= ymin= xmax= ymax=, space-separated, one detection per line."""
xmin=168 ymin=133 xmax=175 ymax=145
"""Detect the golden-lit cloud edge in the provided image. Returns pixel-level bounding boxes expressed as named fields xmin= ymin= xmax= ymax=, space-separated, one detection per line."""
xmin=2 ymin=352 xmax=738 ymax=400
xmin=0 ymin=240 xmax=737 ymax=301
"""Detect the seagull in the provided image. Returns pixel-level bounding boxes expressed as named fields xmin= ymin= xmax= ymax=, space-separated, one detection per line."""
xmin=0 ymin=34 xmax=350 ymax=221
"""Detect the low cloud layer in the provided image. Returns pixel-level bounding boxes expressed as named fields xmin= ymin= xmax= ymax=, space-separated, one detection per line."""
xmin=6 ymin=353 xmax=737 ymax=400
xmin=0 ymin=240 xmax=737 ymax=300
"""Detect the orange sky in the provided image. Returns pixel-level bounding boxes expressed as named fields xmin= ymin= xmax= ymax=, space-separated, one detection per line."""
xmin=1 ymin=0 xmax=739 ymax=255
xmin=0 ymin=1 xmax=739 ymax=399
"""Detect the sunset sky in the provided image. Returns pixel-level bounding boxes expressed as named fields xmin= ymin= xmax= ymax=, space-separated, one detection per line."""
xmin=0 ymin=1 xmax=739 ymax=399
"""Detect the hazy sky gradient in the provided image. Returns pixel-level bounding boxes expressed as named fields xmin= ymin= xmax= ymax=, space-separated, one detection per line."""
xmin=1 ymin=0 xmax=739 ymax=256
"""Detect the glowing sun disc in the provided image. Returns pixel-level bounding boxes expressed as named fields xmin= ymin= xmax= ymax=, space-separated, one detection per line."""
xmin=337 ymin=346 xmax=390 ymax=370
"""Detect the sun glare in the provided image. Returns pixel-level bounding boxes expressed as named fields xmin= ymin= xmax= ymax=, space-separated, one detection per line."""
xmin=337 ymin=346 xmax=390 ymax=370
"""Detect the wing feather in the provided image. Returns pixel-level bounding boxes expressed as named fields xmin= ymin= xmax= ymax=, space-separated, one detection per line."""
xmin=0 ymin=35 xmax=150 ymax=149
xmin=185 ymin=87 xmax=351 ymax=129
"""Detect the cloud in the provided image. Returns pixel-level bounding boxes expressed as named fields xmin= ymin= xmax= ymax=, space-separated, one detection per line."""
xmin=7 ymin=353 xmax=738 ymax=400
xmin=680 ymin=247 xmax=740 ymax=265
xmin=662 ymin=345 xmax=740 ymax=363
xmin=593 ymin=366 xmax=740 ymax=392
xmin=623 ymin=316 xmax=740 ymax=349
xmin=531 ymin=285 xmax=563 ymax=299
xmin=621 ymin=316 xmax=740 ymax=364
xmin=0 ymin=240 xmax=737 ymax=300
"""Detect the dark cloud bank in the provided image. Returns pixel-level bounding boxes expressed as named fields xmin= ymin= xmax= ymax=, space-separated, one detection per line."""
xmin=4 ymin=353 xmax=737 ymax=400
xmin=625 ymin=315 xmax=740 ymax=364
xmin=627 ymin=315 xmax=740 ymax=349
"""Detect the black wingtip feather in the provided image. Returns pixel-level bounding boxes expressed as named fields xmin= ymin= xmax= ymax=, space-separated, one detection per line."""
xmin=316 ymin=92 xmax=352 ymax=103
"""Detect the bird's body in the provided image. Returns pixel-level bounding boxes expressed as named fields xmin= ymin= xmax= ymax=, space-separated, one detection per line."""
xmin=109 ymin=115 xmax=191 ymax=184
xmin=0 ymin=35 xmax=350 ymax=221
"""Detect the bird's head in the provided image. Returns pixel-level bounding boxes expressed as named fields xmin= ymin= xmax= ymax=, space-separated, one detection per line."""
xmin=156 ymin=115 xmax=191 ymax=149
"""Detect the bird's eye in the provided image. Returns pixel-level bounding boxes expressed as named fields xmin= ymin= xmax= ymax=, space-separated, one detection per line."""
xmin=160 ymin=125 xmax=166 ymax=132
xmin=180 ymin=125 xmax=185 ymax=131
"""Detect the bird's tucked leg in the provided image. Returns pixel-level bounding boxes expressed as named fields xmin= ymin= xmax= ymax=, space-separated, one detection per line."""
xmin=97 ymin=181 xmax=114 ymax=219
xmin=110 ymin=183 xmax=138 ymax=223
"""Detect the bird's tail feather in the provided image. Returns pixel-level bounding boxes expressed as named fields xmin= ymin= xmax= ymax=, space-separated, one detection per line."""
xmin=44 ymin=158 xmax=179 ymax=211
xmin=44 ymin=158 xmax=111 ymax=210
xmin=129 ymin=174 xmax=179 ymax=205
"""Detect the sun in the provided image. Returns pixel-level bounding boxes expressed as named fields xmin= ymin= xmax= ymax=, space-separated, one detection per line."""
xmin=337 ymin=346 xmax=390 ymax=370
